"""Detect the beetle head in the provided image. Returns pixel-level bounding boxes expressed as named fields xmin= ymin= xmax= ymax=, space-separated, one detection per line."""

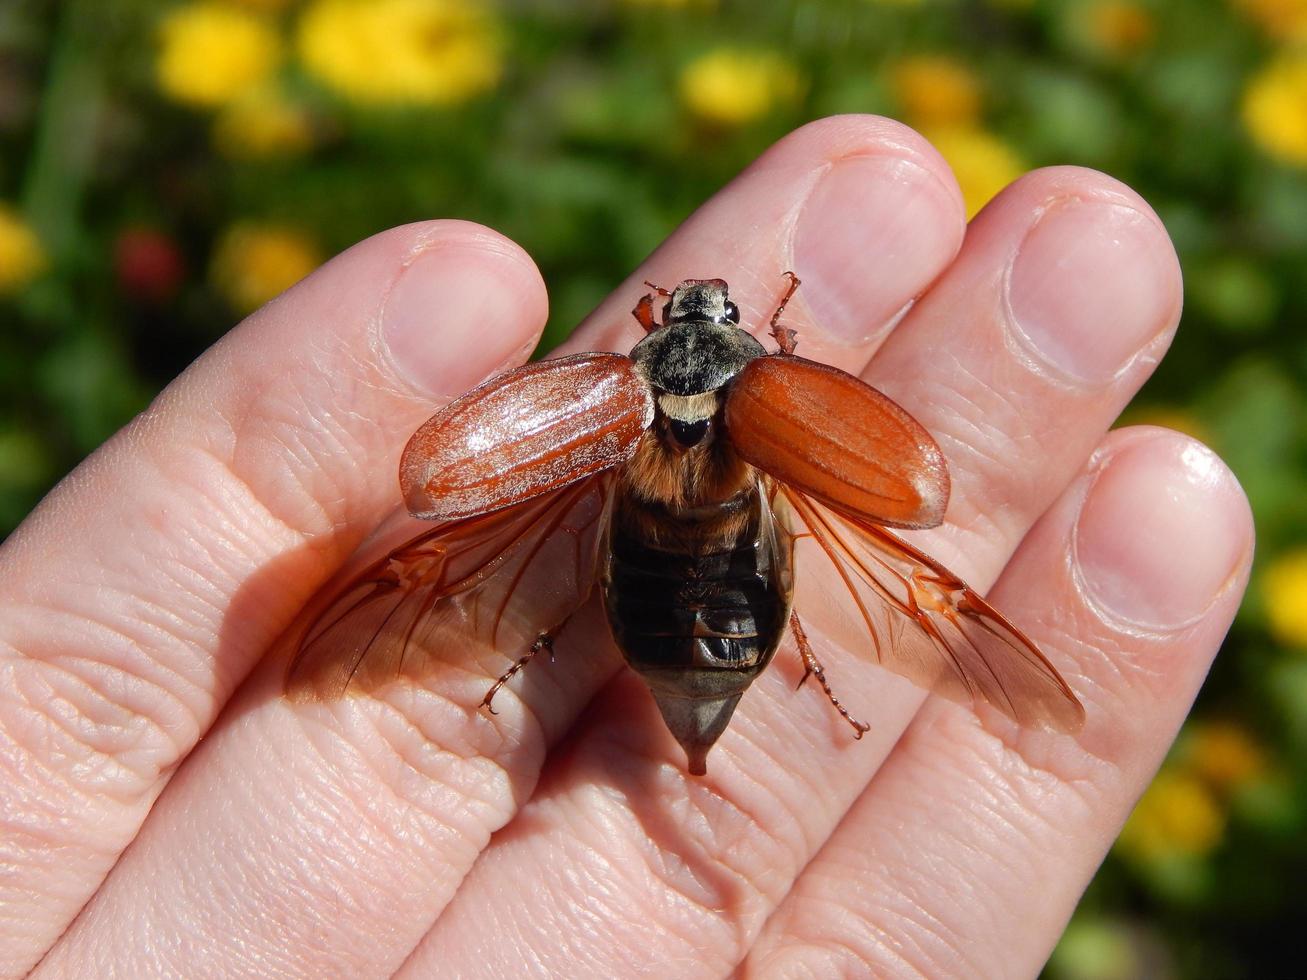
xmin=630 ymin=279 xmax=765 ymax=400
xmin=664 ymin=278 xmax=739 ymax=326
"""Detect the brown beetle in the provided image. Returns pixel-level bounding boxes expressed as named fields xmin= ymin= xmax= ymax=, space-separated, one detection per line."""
xmin=287 ymin=274 xmax=1083 ymax=774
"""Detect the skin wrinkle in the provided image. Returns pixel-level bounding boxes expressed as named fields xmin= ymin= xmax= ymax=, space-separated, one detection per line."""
xmin=630 ymin=874 xmax=742 ymax=977
xmin=720 ymin=707 xmax=857 ymax=865
xmin=800 ymin=724 xmax=1105 ymax=979
xmin=536 ymin=747 xmax=812 ymax=971
xmin=213 ymin=305 xmax=431 ymax=558
xmin=298 ymin=702 xmax=524 ymax=908
xmin=880 ymin=896 xmax=960 ymax=976
xmin=382 ymin=681 xmax=520 ymax=766
xmin=867 ymin=868 xmax=977 ymax=977
xmin=9 ymin=629 xmax=194 ymax=799
xmin=168 ymin=442 xmax=309 ymax=569
xmin=600 ymin=722 xmax=798 ymax=891
xmin=716 ymin=721 xmax=826 ymax=861
xmin=785 ymin=887 xmax=930 ymax=980
xmin=158 ymin=744 xmax=422 ymax=979
xmin=175 ymin=841 xmax=353 ymax=973
xmin=307 ymin=718 xmax=490 ymax=849
xmin=224 ymin=388 xmax=370 ymax=550
xmin=558 ymin=763 xmax=766 ymax=942
xmin=927 ymin=387 xmax=1035 ymax=514
xmin=768 ymin=940 xmax=907 ymax=980
xmin=670 ymin=790 xmax=784 ymax=913
xmin=364 ymin=708 xmax=519 ymax=834
xmin=493 ymin=804 xmax=698 ymax=978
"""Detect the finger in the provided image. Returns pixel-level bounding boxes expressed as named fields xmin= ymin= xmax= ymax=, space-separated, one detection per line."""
xmin=34 ymin=116 xmax=967 ymax=979
xmin=397 ymin=167 xmax=1183 ymax=978
xmin=0 ymin=221 xmax=547 ymax=976
xmin=863 ymin=165 xmax=1183 ymax=581
xmin=561 ymin=112 xmax=966 ymax=372
xmin=744 ymin=428 xmax=1253 ymax=978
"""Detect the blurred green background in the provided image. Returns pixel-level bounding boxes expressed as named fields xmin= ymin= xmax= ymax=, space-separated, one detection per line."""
xmin=1 ymin=1 xmax=1305 ymax=975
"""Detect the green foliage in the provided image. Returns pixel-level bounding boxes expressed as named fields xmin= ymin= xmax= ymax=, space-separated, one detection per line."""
xmin=1 ymin=1 xmax=1305 ymax=975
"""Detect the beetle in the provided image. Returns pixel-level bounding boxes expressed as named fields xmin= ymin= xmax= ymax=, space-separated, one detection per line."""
xmin=286 ymin=274 xmax=1083 ymax=775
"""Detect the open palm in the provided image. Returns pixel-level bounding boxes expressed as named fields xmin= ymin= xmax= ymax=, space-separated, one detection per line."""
xmin=3 ymin=116 xmax=1251 ymax=978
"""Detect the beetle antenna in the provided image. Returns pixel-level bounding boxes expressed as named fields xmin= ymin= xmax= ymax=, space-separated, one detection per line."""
xmin=643 ymin=280 xmax=671 ymax=297
xmin=768 ymin=271 xmax=801 ymax=355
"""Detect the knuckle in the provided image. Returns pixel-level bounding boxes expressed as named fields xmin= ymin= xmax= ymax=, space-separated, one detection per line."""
xmin=1 ymin=633 xmax=201 ymax=804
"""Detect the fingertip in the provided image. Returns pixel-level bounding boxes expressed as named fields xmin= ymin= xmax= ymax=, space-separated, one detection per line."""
xmin=375 ymin=220 xmax=548 ymax=399
xmin=239 ymin=218 xmax=548 ymax=402
xmin=993 ymin=166 xmax=1183 ymax=314
xmin=1072 ymin=426 xmax=1253 ymax=634
xmin=794 ymin=158 xmax=964 ymax=345
xmin=777 ymin=114 xmax=967 ymax=204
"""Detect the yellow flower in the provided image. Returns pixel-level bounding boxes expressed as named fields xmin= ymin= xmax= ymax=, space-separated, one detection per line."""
xmin=213 ymin=89 xmax=314 ymax=158
xmin=891 ymin=55 xmax=982 ymax=128
xmin=156 ymin=3 xmax=282 ymax=109
xmin=1117 ymin=769 xmax=1225 ymax=862
xmin=679 ymin=49 xmax=803 ymax=128
xmin=1242 ymin=52 xmax=1307 ymax=167
xmin=0 ymin=203 xmax=47 ymax=294
xmin=1184 ymin=720 xmax=1268 ymax=792
xmin=211 ymin=223 xmax=322 ymax=312
xmin=297 ymin=0 xmax=502 ymax=106
xmin=1262 ymin=547 xmax=1307 ymax=647
xmin=923 ymin=125 xmax=1025 ymax=219
xmin=1233 ymin=0 xmax=1307 ymax=42
xmin=1083 ymin=0 xmax=1156 ymax=57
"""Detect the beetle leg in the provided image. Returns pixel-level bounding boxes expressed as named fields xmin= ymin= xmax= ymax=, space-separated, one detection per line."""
xmin=790 ymin=610 xmax=870 ymax=739
xmin=479 ymin=617 xmax=571 ymax=715
xmin=632 ymin=280 xmax=673 ymax=333
xmin=633 ymin=293 xmax=660 ymax=333
xmin=768 ymin=271 xmax=802 ymax=355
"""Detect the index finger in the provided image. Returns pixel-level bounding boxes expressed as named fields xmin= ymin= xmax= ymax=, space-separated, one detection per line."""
xmin=0 ymin=220 xmax=547 ymax=976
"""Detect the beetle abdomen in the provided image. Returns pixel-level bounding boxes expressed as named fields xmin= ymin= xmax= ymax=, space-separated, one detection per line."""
xmin=601 ymin=490 xmax=792 ymax=773
xmin=606 ymin=530 xmax=782 ymax=673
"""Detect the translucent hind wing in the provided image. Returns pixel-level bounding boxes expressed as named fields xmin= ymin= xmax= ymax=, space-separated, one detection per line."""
xmin=286 ymin=475 xmax=613 ymax=701
xmin=776 ymin=484 xmax=1083 ymax=732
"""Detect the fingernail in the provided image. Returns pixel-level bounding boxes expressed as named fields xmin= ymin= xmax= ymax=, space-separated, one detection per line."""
xmin=382 ymin=245 xmax=531 ymax=398
xmin=1074 ymin=437 xmax=1247 ymax=631
xmin=1007 ymin=198 xmax=1177 ymax=383
xmin=794 ymin=155 xmax=961 ymax=343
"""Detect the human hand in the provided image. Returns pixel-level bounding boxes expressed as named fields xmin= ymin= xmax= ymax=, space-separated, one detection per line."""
xmin=4 ymin=116 xmax=1251 ymax=978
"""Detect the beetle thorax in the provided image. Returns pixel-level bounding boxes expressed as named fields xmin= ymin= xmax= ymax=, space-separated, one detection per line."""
xmin=629 ymin=279 xmax=766 ymax=399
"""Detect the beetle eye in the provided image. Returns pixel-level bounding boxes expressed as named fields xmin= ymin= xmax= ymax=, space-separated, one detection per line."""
xmin=724 ymin=301 xmax=739 ymax=324
xmin=669 ymin=417 xmax=710 ymax=448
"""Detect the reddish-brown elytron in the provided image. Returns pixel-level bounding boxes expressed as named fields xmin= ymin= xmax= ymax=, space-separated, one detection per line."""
xmin=287 ymin=273 xmax=1083 ymax=774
